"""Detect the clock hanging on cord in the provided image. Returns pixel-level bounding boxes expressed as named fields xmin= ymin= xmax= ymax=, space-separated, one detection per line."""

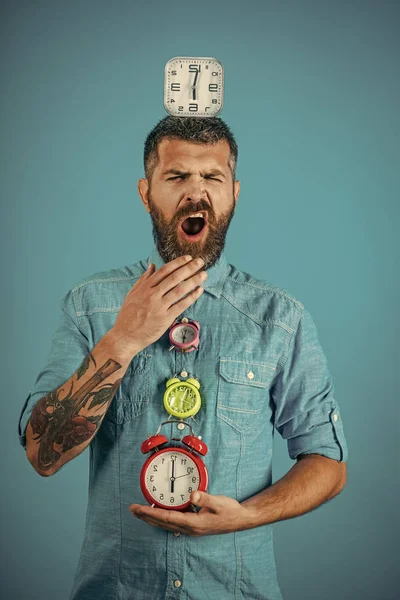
xmin=164 ymin=56 xmax=224 ymax=118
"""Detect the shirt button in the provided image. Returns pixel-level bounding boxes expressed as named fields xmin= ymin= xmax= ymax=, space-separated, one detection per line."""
xmin=181 ymin=370 xmax=188 ymax=377
xmin=173 ymin=531 xmax=181 ymax=537
xmin=247 ymin=371 xmax=254 ymax=380
xmin=333 ymin=413 xmax=338 ymax=422
xmin=174 ymin=579 xmax=182 ymax=588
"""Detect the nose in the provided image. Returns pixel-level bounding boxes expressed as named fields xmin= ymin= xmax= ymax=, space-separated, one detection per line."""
xmin=182 ymin=179 xmax=209 ymax=206
xmin=185 ymin=185 xmax=207 ymax=202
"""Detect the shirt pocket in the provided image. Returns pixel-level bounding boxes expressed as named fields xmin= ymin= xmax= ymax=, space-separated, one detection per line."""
xmin=216 ymin=357 xmax=277 ymax=433
xmin=105 ymin=350 xmax=153 ymax=424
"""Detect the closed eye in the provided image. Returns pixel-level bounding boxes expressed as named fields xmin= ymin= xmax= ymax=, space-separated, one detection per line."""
xmin=167 ymin=176 xmax=221 ymax=182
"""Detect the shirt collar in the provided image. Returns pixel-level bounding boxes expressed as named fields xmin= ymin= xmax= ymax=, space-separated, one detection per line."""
xmin=146 ymin=244 xmax=229 ymax=299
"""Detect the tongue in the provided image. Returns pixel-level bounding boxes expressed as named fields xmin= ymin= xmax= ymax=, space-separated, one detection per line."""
xmin=182 ymin=217 xmax=204 ymax=235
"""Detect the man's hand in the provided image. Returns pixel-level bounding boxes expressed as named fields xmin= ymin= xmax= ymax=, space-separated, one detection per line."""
xmin=111 ymin=255 xmax=207 ymax=356
xmin=129 ymin=491 xmax=256 ymax=537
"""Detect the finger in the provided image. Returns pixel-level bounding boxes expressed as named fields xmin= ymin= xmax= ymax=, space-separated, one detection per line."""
xmin=167 ymin=285 xmax=205 ymax=314
xmin=136 ymin=514 xmax=189 ymax=534
xmin=190 ymin=491 xmax=219 ymax=513
xmin=148 ymin=255 xmax=191 ymax=286
xmin=132 ymin=505 xmax=189 ymax=525
xmin=151 ymin=256 xmax=204 ymax=296
xmin=139 ymin=262 xmax=156 ymax=281
xmin=145 ymin=263 xmax=155 ymax=274
xmin=126 ymin=263 xmax=155 ymax=294
xmin=130 ymin=505 xmax=194 ymax=531
xmin=163 ymin=270 xmax=207 ymax=306
xmin=132 ymin=511 xmax=191 ymax=533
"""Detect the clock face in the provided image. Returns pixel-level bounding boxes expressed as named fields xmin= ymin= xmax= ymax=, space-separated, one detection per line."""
xmin=164 ymin=56 xmax=224 ymax=117
xmin=171 ymin=324 xmax=197 ymax=344
xmin=141 ymin=448 xmax=203 ymax=509
xmin=164 ymin=383 xmax=200 ymax=418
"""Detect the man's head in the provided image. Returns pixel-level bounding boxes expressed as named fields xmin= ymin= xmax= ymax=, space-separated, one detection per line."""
xmin=138 ymin=116 xmax=240 ymax=269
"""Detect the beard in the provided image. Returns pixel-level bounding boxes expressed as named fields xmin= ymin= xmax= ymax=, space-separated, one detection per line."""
xmin=147 ymin=191 xmax=236 ymax=270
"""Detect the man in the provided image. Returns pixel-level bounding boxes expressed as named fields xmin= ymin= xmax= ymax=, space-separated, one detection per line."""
xmin=18 ymin=116 xmax=348 ymax=600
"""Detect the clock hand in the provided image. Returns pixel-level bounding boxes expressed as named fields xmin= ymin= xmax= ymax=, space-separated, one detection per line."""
xmin=192 ymin=70 xmax=199 ymax=101
xmin=170 ymin=458 xmax=175 ymax=493
xmin=180 ymin=388 xmax=188 ymax=411
xmin=173 ymin=472 xmax=191 ymax=480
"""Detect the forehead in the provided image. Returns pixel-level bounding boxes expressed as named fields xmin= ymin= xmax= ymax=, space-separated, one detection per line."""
xmin=156 ymin=138 xmax=231 ymax=171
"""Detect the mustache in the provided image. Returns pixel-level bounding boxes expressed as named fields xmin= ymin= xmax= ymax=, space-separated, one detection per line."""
xmin=175 ymin=204 xmax=211 ymax=221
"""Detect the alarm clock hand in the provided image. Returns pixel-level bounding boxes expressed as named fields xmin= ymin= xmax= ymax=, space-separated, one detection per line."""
xmin=170 ymin=458 xmax=175 ymax=493
xmin=173 ymin=472 xmax=191 ymax=480
xmin=180 ymin=388 xmax=188 ymax=412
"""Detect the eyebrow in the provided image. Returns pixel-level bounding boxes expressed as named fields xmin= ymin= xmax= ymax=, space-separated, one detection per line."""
xmin=163 ymin=168 xmax=226 ymax=179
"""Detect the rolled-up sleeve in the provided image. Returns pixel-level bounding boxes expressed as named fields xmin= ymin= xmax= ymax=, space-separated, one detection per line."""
xmin=271 ymin=307 xmax=348 ymax=462
xmin=18 ymin=288 xmax=89 ymax=450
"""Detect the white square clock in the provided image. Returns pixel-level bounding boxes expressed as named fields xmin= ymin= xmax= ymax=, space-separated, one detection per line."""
xmin=164 ymin=56 xmax=224 ymax=118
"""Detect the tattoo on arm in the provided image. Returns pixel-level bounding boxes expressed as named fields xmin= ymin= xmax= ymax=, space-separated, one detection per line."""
xmin=30 ymin=358 xmax=122 ymax=472
xmin=76 ymin=352 xmax=97 ymax=380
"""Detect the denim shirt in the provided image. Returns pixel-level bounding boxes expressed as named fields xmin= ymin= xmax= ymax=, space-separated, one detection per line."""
xmin=18 ymin=244 xmax=348 ymax=600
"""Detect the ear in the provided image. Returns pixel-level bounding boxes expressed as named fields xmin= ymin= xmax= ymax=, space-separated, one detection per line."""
xmin=138 ymin=178 xmax=151 ymax=213
xmin=234 ymin=180 xmax=240 ymax=204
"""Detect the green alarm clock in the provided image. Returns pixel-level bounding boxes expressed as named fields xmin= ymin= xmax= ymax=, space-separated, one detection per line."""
xmin=163 ymin=376 xmax=202 ymax=419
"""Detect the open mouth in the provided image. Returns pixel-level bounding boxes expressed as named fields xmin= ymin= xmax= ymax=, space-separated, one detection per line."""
xmin=178 ymin=211 xmax=208 ymax=240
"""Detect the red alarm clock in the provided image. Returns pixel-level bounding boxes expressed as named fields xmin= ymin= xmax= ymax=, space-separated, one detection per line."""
xmin=140 ymin=421 xmax=208 ymax=511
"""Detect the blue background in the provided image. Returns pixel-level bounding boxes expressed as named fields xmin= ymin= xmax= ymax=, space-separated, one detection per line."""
xmin=2 ymin=1 xmax=398 ymax=598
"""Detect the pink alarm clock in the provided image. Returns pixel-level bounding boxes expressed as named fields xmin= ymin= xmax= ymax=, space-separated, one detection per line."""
xmin=168 ymin=317 xmax=200 ymax=353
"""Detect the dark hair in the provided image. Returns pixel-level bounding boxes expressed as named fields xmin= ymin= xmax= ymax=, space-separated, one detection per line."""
xmin=143 ymin=116 xmax=238 ymax=184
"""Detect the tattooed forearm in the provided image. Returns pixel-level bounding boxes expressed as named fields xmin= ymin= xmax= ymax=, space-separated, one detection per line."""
xmin=30 ymin=358 xmax=122 ymax=472
xmin=26 ymin=331 xmax=139 ymax=476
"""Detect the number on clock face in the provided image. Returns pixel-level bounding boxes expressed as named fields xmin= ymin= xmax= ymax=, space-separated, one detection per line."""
xmin=145 ymin=450 xmax=200 ymax=507
xmin=164 ymin=56 xmax=224 ymax=117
